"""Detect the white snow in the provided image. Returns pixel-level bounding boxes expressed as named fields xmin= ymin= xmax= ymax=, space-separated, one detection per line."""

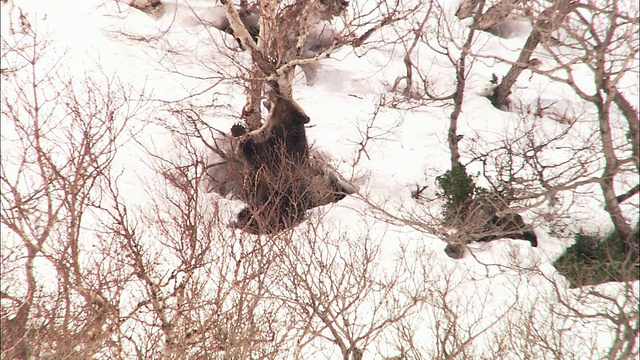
xmin=1 ymin=0 xmax=638 ymax=358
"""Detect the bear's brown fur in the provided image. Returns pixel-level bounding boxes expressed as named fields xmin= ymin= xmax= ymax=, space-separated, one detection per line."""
xmin=235 ymin=83 xmax=312 ymax=234
xmin=240 ymin=84 xmax=310 ymax=173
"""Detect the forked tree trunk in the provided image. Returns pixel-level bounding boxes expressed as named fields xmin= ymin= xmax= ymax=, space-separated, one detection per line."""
xmin=223 ymin=0 xmax=328 ymax=125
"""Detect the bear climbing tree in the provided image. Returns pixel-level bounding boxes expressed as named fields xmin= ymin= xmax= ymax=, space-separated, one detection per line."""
xmin=234 ymin=82 xmax=314 ymax=234
xmin=202 ymin=81 xmax=356 ymax=235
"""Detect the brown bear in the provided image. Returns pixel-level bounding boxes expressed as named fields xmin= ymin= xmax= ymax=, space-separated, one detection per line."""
xmin=239 ymin=82 xmax=310 ymax=173
xmin=476 ymin=213 xmax=538 ymax=247
xmin=235 ymin=82 xmax=312 ymax=234
xmin=444 ymin=193 xmax=538 ymax=259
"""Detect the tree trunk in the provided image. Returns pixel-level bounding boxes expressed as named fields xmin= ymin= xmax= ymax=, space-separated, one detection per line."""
xmin=597 ymin=98 xmax=634 ymax=249
xmin=449 ymin=60 xmax=464 ymax=167
xmin=492 ymin=0 xmax=577 ymax=109
xmin=491 ymin=29 xmax=540 ymax=109
xmin=448 ymin=1 xmax=487 ymax=167
xmin=222 ymin=0 xmax=276 ymax=76
xmin=276 ymin=67 xmax=295 ymax=98
xmin=612 ymin=91 xmax=639 ymax=172
xmin=242 ymin=65 xmax=264 ymax=131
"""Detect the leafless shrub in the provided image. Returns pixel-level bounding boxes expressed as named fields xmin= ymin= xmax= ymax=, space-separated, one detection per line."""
xmin=3 ymin=2 xmax=638 ymax=359
xmin=1 ymin=26 xmax=146 ymax=358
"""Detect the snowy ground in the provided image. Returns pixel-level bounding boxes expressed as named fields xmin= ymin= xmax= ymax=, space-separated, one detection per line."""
xmin=1 ymin=0 xmax=638 ymax=358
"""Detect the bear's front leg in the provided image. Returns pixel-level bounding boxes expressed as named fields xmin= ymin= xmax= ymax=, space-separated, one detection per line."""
xmin=240 ymin=137 xmax=258 ymax=165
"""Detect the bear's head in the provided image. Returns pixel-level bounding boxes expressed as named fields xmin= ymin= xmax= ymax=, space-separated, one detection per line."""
xmin=264 ymin=82 xmax=310 ymax=127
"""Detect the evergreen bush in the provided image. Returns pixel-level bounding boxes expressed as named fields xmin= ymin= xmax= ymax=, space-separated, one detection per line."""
xmin=555 ymin=227 xmax=639 ymax=287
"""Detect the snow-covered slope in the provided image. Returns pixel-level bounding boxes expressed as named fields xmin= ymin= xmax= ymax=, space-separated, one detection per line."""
xmin=1 ymin=0 xmax=638 ymax=358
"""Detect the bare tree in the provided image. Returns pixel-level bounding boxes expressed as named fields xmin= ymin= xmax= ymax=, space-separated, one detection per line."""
xmin=3 ymin=1 xmax=637 ymax=359
xmin=122 ymin=0 xmax=417 ymax=130
xmin=265 ymin=220 xmax=425 ymax=360
xmin=491 ymin=0 xmax=578 ymax=109
xmin=477 ymin=0 xmax=639 ymax=252
xmin=0 ymin=25 xmax=300 ymax=357
xmin=101 ymin=134 xmax=295 ymax=358
xmin=1 ymin=25 xmax=145 ymax=358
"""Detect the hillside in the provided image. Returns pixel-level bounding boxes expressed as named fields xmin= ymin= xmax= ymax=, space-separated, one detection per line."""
xmin=1 ymin=0 xmax=638 ymax=358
